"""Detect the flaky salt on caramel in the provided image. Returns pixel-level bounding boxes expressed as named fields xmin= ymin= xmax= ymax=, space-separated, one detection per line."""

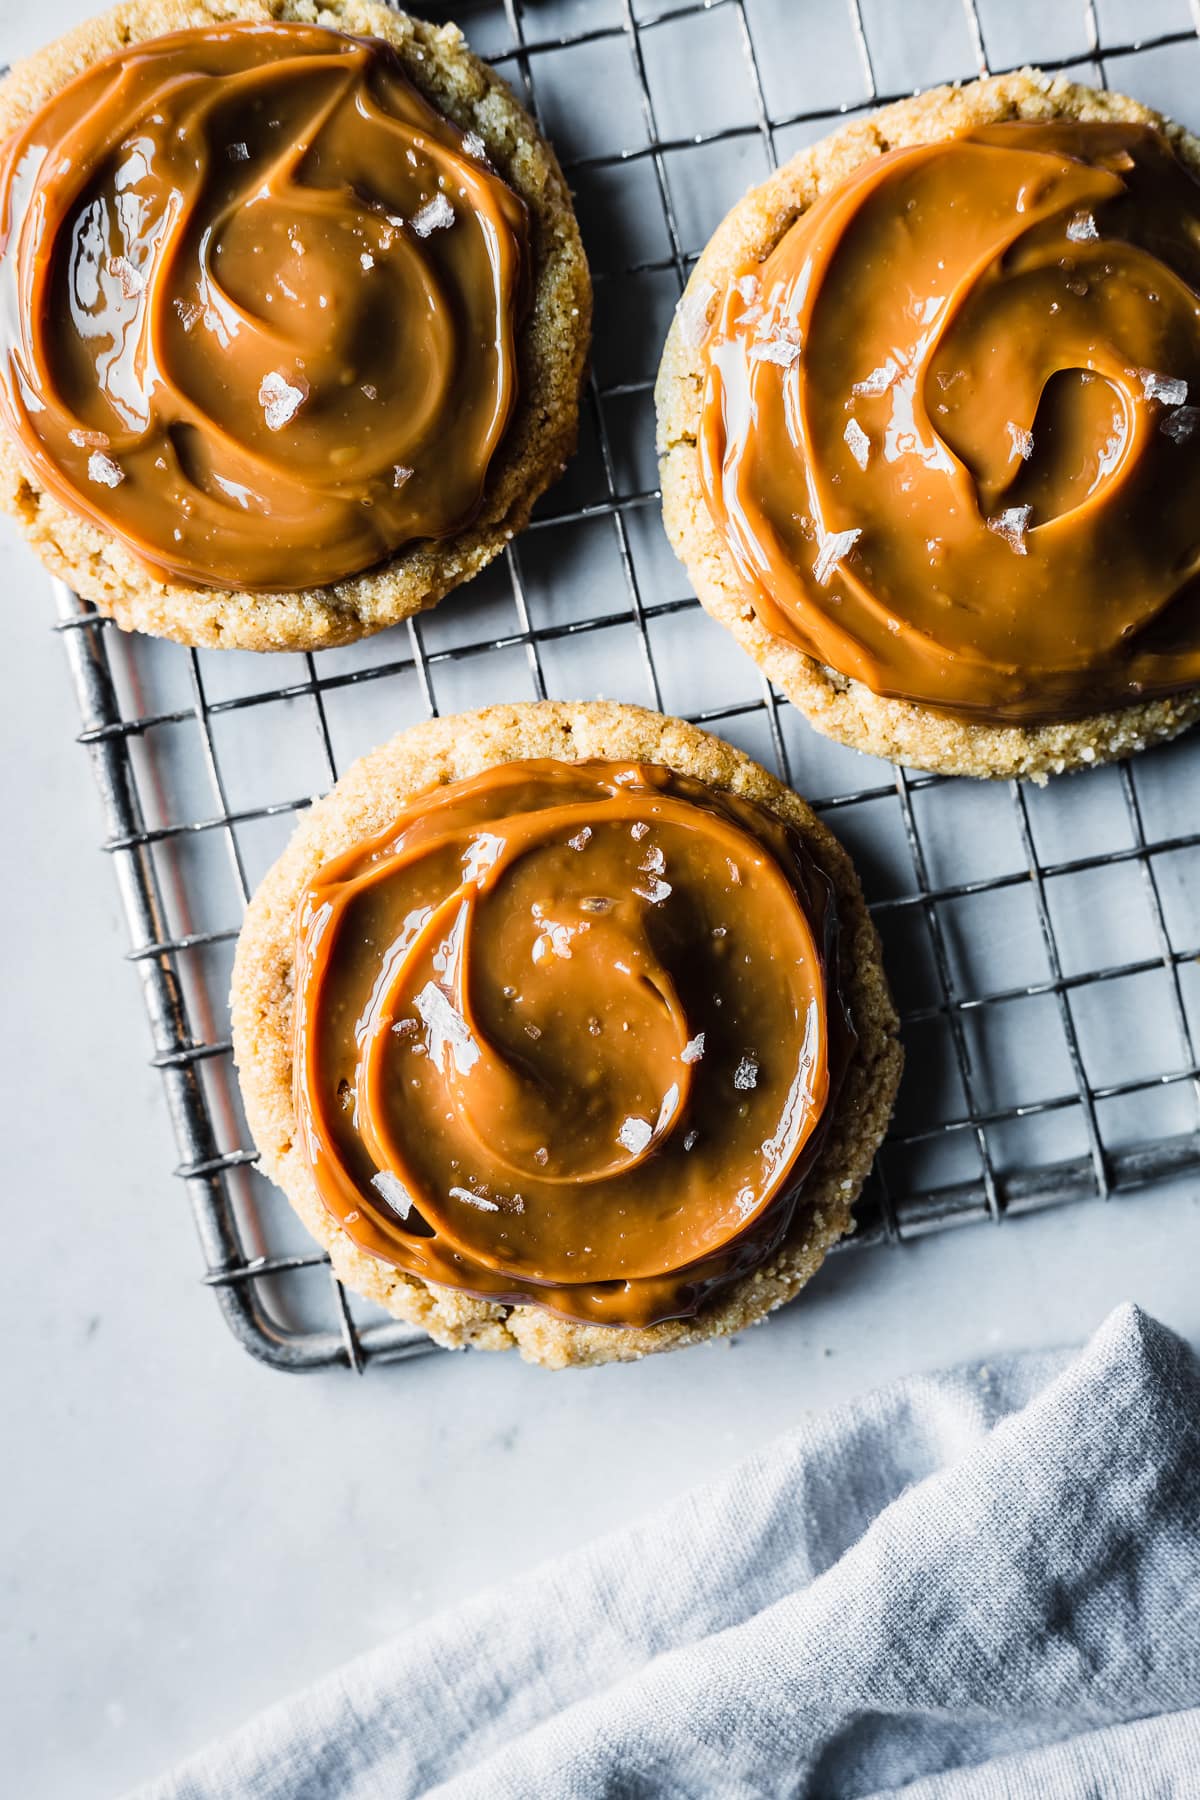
xmin=293 ymin=758 xmax=853 ymax=1329
xmin=699 ymin=121 xmax=1200 ymax=725
xmin=0 ymin=21 xmax=528 ymax=591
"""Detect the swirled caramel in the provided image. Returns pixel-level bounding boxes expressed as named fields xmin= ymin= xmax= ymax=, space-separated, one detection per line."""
xmin=0 ymin=22 xmax=528 ymax=590
xmin=699 ymin=121 xmax=1200 ymax=724
xmin=293 ymin=759 xmax=852 ymax=1328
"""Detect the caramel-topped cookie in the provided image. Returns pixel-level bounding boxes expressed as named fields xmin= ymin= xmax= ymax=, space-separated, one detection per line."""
xmin=0 ymin=2 xmax=590 ymax=647
xmin=658 ymin=74 xmax=1200 ymax=779
xmin=232 ymin=702 xmax=901 ymax=1367
xmin=293 ymin=759 xmax=854 ymax=1330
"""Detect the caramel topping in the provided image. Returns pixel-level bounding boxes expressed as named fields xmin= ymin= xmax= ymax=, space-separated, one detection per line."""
xmin=699 ymin=121 xmax=1200 ymax=725
xmin=293 ymin=760 xmax=852 ymax=1329
xmin=0 ymin=22 xmax=528 ymax=590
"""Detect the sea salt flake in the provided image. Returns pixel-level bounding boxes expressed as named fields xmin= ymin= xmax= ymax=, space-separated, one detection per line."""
xmin=683 ymin=1130 xmax=698 ymax=1152
xmin=639 ymin=846 xmax=665 ymax=875
xmin=227 ymin=141 xmax=250 ymax=162
xmin=843 ymin=418 xmax=871 ymax=470
xmin=1161 ymin=404 xmax=1200 ymax=444
xmin=68 ymin=427 xmax=108 ymax=450
xmin=568 ymin=827 xmax=592 ymax=851
xmin=681 ymin=1033 xmax=706 ymax=1066
xmin=1138 ymin=368 xmax=1188 ymax=406
xmin=1066 ymin=211 xmax=1098 ymax=242
xmin=393 ymin=465 xmax=414 ymax=488
xmin=371 ymin=1169 xmax=413 ymax=1220
xmin=173 ymin=297 xmax=200 ymax=332
xmin=734 ymin=1055 xmax=759 ymax=1092
xmin=106 ymin=255 xmax=143 ymax=299
xmin=414 ymin=980 xmax=479 ymax=1073
xmin=630 ymin=821 xmax=649 ymax=840
xmin=1006 ymin=421 xmax=1033 ymax=460
xmin=813 ymin=526 xmax=862 ymax=586
xmin=361 ymin=383 xmax=377 ymax=400
xmin=534 ymin=1146 xmax=549 ymax=1167
xmin=412 ymin=193 xmax=454 ymax=237
xmin=617 ymin=1116 xmax=653 ymax=1155
xmin=634 ymin=875 xmax=673 ymax=906
xmin=258 ymin=371 xmax=306 ymax=430
xmin=360 ymin=251 xmax=375 ymax=270
xmin=462 ymin=130 xmax=491 ymax=165
xmin=748 ymin=334 xmax=801 ymax=369
xmin=852 ymin=360 xmax=898 ymax=397
xmin=987 ymin=504 xmax=1032 ymax=556
xmin=87 ymin=451 xmax=124 ymax=489
xmin=450 ymin=1185 xmax=499 ymax=1212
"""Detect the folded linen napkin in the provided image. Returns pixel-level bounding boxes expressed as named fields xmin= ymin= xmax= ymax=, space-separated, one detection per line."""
xmin=141 ymin=1303 xmax=1200 ymax=1799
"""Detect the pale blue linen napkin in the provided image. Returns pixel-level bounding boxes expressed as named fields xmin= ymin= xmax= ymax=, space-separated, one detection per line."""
xmin=139 ymin=1302 xmax=1200 ymax=1798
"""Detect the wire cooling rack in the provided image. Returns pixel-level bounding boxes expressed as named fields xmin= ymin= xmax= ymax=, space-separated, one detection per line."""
xmin=52 ymin=0 xmax=1200 ymax=1370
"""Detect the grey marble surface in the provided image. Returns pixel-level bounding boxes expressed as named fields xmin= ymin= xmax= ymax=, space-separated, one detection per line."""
xmin=3 ymin=1 xmax=1200 ymax=1794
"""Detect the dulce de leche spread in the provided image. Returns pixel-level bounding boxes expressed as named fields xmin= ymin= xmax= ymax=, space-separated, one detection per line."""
xmin=699 ymin=121 xmax=1200 ymax=724
xmin=0 ymin=23 xmax=528 ymax=590
xmin=293 ymin=759 xmax=852 ymax=1328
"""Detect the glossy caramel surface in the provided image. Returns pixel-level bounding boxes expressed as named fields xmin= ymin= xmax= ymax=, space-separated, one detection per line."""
xmin=699 ymin=122 xmax=1200 ymax=724
xmin=293 ymin=759 xmax=851 ymax=1327
xmin=0 ymin=22 xmax=528 ymax=590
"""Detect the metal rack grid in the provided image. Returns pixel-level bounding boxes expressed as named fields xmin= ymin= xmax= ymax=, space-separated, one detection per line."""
xmin=52 ymin=0 xmax=1200 ymax=1371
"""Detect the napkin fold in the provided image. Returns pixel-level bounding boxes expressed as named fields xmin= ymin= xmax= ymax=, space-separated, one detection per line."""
xmin=140 ymin=1302 xmax=1200 ymax=1799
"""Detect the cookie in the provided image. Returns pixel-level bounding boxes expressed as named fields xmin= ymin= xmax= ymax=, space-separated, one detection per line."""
xmin=656 ymin=72 xmax=1200 ymax=781
xmin=230 ymin=701 xmax=901 ymax=1368
xmin=0 ymin=1 xmax=591 ymax=648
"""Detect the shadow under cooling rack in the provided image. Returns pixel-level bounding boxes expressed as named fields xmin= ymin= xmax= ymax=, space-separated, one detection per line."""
xmin=51 ymin=0 xmax=1200 ymax=1371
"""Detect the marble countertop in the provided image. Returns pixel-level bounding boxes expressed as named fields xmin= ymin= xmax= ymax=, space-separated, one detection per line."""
xmin=4 ymin=1 xmax=1200 ymax=1793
